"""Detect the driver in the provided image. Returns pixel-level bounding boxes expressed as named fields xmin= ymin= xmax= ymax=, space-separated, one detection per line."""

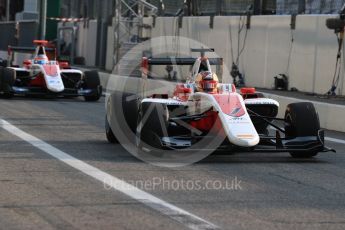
xmin=195 ymin=71 xmax=219 ymax=93
xmin=34 ymin=45 xmax=49 ymax=65
xmin=34 ymin=54 xmax=48 ymax=65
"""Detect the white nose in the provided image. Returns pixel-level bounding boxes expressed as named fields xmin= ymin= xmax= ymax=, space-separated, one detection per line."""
xmin=48 ymin=84 xmax=65 ymax=93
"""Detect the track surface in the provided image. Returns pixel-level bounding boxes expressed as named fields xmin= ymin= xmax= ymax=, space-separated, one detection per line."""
xmin=0 ymin=97 xmax=345 ymax=230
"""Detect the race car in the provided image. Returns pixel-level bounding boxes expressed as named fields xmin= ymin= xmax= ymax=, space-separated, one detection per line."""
xmin=0 ymin=40 xmax=102 ymax=101
xmin=106 ymin=48 xmax=334 ymax=159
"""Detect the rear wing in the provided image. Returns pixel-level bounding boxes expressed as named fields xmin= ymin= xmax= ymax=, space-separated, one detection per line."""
xmin=141 ymin=57 xmax=224 ymax=81
xmin=191 ymin=48 xmax=215 ymax=53
xmin=143 ymin=57 xmax=223 ymax=66
xmin=8 ymin=46 xmax=55 ymax=54
xmin=139 ymin=56 xmax=224 ymax=98
xmin=7 ymin=45 xmax=57 ymax=67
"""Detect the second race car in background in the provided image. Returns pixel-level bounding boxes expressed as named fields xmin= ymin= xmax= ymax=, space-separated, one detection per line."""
xmin=0 ymin=40 xmax=102 ymax=101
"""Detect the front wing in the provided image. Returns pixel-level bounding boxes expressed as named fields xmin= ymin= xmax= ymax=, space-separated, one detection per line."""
xmin=10 ymin=85 xmax=102 ymax=98
xmin=155 ymin=128 xmax=333 ymax=154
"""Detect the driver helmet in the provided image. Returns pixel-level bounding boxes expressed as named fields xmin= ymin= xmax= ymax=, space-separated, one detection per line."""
xmin=34 ymin=54 xmax=48 ymax=65
xmin=195 ymin=71 xmax=219 ymax=93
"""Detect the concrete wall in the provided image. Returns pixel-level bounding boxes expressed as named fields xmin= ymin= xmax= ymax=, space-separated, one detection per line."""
xmin=144 ymin=15 xmax=345 ymax=96
xmin=58 ymin=20 xmax=98 ymax=66
xmin=75 ymin=20 xmax=98 ymax=66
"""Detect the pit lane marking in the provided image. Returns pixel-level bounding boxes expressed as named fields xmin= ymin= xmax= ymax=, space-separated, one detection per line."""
xmin=0 ymin=119 xmax=220 ymax=230
xmin=325 ymin=137 xmax=345 ymax=145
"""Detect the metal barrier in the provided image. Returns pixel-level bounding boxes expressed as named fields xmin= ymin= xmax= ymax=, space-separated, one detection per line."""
xmin=145 ymin=0 xmax=345 ymax=16
xmin=305 ymin=0 xmax=345 ymax=14
xmin=277 ymin=0 xmax=345 ymax=14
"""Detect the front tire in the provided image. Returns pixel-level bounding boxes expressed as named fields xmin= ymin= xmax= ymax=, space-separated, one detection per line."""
xmin=285 ymin=102 xmax=320 ymax=158
xmin=0 ymin=68 xmax=15 ymax=98
xmin=83 ymin=70 xmax=102 ymax=101
xmin=105 ymin=116 xmax=118 ymax=143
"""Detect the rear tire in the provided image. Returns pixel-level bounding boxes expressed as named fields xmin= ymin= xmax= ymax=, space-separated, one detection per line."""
xmin=0 ymin=67 xmax=2 ymax=89
xmin=284 ymin=102 xmax=320 ymax=158
xmin=83 ymin=70 xmax=102 ymax=101
xmin=0 ymin=68 xmax=15 ymax=98
xmin=105 ymin=116 xmax=118 ymax=143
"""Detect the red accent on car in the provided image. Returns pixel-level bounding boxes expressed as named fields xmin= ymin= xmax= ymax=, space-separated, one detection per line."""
xmin=59 ymin=61 xmax=70 ymax=69
xmin=29 ymin=74 xmax=46 ymax=87
xmin=173 ymin=84 xmax=192 ymax=101
xmin=43 ymin=65 xmax=58 ymax=77
xmin=190 ymin=110 xmax=219 ymax=132
xmin=33 ymin=40 xmax=48 ymax=46
xmin=240 ymin=87 xmax=264 ymax=99
xmin=240 ymin=87 xmax=256 ymax=94
xmin=213 ymin=94 xmax=245 ymax=117
xmin=232 ymin=84 xmax=237 ymax=92
xmin=141 ymin=57 xmax=149 ymax=78
xmin=23 ymin=60 xmax=32 ymax=67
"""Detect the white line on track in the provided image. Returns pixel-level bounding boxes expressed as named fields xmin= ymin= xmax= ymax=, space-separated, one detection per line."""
xmin=326 ymin=137 xmax=345 ymax=145
xmin=0 ymin=119 xmax=220 ymax=230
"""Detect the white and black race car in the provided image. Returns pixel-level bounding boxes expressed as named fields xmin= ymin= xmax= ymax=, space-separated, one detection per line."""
xmin=0 ymin=40 xmax=102 ymax=101
xmin=106 ymin=49 xmax=334 ymax=160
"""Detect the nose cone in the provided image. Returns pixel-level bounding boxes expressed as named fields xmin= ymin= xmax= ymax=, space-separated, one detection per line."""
xmin=48 ymin=84 xmax=65 ymax=93
xmin=42 ymin=64 xmax=65 ymax=93
xmin=231 ymin=135 xmax=260 ymax=147
xmin=45 ymin=76 xmax=65 ymax=93
xmin=221 ymin=113 xmax=260 ymax=148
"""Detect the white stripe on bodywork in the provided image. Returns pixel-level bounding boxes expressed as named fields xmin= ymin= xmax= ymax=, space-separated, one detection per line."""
xmin=142 ymin=98 xmax=187 ymax=106
xmin=325 ymin=137 xmax=345 ymax=145
xmin=244 ymin=98 xmax=280 ymax=107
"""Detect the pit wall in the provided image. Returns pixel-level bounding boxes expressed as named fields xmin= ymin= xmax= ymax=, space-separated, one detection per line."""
xmin=75 ymin=20 xmax=98 ymax=67
xmin=143 ymin=15 xmax=345 ymax=96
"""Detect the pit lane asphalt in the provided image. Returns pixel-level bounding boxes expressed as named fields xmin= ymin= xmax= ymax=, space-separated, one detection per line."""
xmin=0 ymin=96 xmax=345 ymax=230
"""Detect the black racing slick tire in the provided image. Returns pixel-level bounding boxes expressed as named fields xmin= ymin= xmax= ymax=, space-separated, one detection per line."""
xmin=136 ymin=102 xmax=169 ymax=153
xmin=0 ymin=68 xmax=15 ymax=98
xmin=0 ymin=67 xmax=2 ymax=89
xmin=284 ymin=102 xmax=320 ymax=158
xmin=105 ymin=116 xmax=118 ymax=144
xmin=83 ymin=70 xmax=102 ymax=101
